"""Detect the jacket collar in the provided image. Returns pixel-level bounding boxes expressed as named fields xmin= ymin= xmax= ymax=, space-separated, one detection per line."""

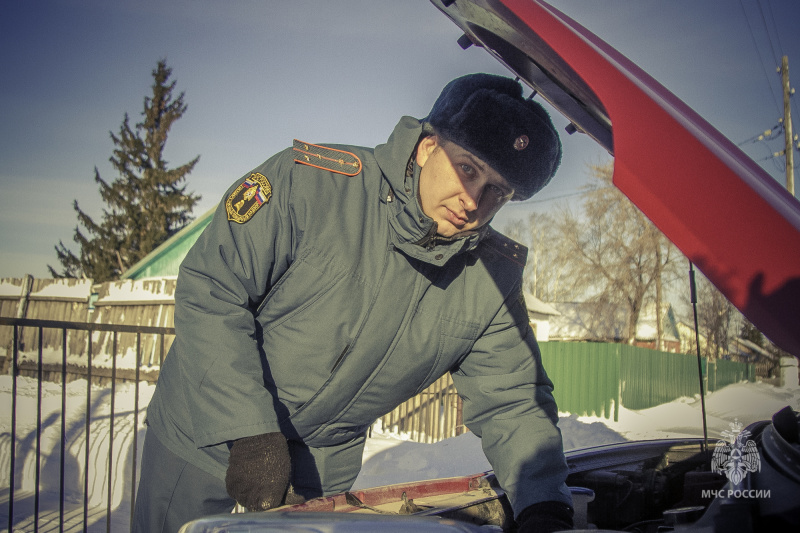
xmin=375 ymin=117 xmax=488 ymax=267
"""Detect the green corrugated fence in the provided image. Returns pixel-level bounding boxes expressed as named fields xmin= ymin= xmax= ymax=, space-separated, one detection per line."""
xmin=620 ymin=348 xmax=700 ymax=410
xmin=539 ymin=342 xmax=755 ymax=421
xmin=539 ymin=341 xmax=620 ymax=420
xmin=709 ymin=357 xmax=757 ymax=392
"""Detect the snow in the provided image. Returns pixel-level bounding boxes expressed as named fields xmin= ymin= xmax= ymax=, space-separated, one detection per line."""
xmin=0 ymin=281 xmax=24 ymax=298
xmin=1 ymin=377 xmax=155 ymax=532
xmin=0 ymin=276 xmax=176 ymax=303
xmin=29 ymin=280 xmax=93 ymax=301
xmin=355 ymin=381 xmax=800 ymax=490
xmin=1 ymin=376 xmax=798 ymax=532
xmin=0 ymin=278 xmax=93 ymax=301
xmin=13 ymin=341 xmax=143 ymax=371
xmin=94 ymin=279 xmax=176 ymax=305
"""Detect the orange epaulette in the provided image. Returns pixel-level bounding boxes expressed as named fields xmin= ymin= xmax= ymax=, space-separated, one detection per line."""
xmin=293 ymin=139 xmax=363 ymax=176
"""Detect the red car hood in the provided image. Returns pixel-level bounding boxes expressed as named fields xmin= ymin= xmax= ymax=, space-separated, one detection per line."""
xmin=431 ymin=0 xmax=800 ymax=356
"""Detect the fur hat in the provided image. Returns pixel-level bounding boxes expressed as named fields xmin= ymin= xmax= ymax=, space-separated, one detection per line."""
xmin=424 ymin=73 xmax=561 ymax=200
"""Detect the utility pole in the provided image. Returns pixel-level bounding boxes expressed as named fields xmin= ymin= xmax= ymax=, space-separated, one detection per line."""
xmin=781 ymin=55 xmax=795 ymax=196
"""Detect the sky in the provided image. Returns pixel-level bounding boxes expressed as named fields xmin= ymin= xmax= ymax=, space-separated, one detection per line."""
xmin=1 ymin=0 xmax=799 ymax=279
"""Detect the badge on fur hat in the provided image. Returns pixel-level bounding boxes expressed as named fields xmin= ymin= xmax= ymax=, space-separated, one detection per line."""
xmin=226 ymin=173 xmax=272 ymax=224
xmin=424 ymin=73 xmax=561 ymax=200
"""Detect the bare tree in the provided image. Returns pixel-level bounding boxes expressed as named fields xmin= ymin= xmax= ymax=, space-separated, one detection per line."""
xmin=567 ymin=164 xmax=679 ymax=344
xmin=557 ymin=163 xmax=681 ymax=344
xmin=505 ymin=163 xmax=683 ymax=345
xmin=689 ymin=269 xmax=739 ymax=358
xmin=507 ymin=161 xmax=765 ymax=355
xmin=504 ymin=210 xmax=576 ymax=302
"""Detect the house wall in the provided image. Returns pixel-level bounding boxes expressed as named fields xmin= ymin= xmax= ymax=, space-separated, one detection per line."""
xmin=530 ymin=317 xmax=550 ymax=342
xmin=633 ymin=338 xmax=681 ymax=353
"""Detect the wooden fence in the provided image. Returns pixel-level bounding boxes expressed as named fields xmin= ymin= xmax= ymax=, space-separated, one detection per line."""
xmin=1 ymin=276 xmax=176 ymax=381
xmin=377 ymin=374 xmax=463 ymax=443
xmin=2 ymin=276 xmax=756 ymax=442
xmin=0 ymin=276 xmax=460 ymax=443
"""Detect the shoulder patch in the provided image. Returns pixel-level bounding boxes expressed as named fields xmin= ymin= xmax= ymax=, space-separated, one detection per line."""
xmin=293 ymin=139 xmax=362 ymax=176
xmin=226 ymin=173 xmax=272 ymax=224
xmin=481 ymin=230 xmax=528 ymax=267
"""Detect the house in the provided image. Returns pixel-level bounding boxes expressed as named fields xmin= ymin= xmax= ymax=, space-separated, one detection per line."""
xmin=121 ymin=209 xmax=214 ymax=280
xmin=548 ymin=301 xmax=681 ymax=351
xmin=521 ymin=291 xmax=560 ymax=342
xmin=633 ymin=304 xmax=682 ymax=352
xmin=729 ymin=337 xmax=780 ymax=378
xmin=675 ymin=320 xmax=715 ymax=356
xmin=548 ymin=301 xmax=627 ymax=343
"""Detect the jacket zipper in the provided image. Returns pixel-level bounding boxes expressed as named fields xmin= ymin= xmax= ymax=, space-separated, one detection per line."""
xmin=413 ymin=223 xmax=440 ymax=250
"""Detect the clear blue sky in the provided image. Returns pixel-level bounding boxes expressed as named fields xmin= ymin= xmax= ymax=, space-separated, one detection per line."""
xmin=1 ymin=1 xmax=798 ymax=279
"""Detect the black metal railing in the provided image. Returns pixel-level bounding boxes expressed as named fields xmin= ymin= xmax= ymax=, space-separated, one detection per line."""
xmin=1 ymin=317 xmax=173 ymax=533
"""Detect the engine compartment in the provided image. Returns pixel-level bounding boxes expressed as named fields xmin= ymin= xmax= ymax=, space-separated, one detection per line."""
xmin=555 ymin=407 xmax=799 ymax=531
xmin=179 ymin=408 xmax=799 ymax=533
xmin=435 ymin=407 xmax=800 ymax=532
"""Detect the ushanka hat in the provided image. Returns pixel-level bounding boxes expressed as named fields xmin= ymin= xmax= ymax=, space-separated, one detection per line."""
xmin=424 ymin=73 xmax=561 ymax=201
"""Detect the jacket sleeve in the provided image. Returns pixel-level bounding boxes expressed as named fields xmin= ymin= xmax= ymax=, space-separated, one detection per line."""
xmin=172 ymin=148 xmax=298 ymax=448
xmin=450 ymin=288 xmax=572 ymax=518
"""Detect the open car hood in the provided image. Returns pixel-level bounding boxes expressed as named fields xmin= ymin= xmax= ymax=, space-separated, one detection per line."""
xmin=431 ymin=0 xmax=800 ymax=356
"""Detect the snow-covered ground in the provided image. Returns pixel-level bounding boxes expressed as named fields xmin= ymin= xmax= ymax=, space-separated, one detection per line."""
xmin=355 ymin=380 xmax=800 ymax=489
xmin=1 ymin=376 xmax=798 ymax=532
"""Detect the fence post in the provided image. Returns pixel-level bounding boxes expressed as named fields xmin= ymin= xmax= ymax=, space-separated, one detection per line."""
xmin=14 ymin=274 xmax=33 ymax=352
xmin=614 ymin=346 xmax=621 ymax=422
xmin=455 ymin=394 xmax=463 ymax=436
xmin=709 ymin=359 xmax=716 ymax=392
xmin=15 ymin=274 xmax=33 ymax=320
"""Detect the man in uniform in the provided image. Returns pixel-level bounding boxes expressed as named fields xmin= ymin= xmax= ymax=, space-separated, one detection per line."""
xmin=133 ymin=73 xmax=574 ymax=533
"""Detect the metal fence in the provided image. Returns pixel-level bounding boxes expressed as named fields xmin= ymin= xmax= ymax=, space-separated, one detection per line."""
xmin=0 ymin=317 xmax=462 ymax=532
xmin=0 ymin=276 xmax=177 ymax=376
xmin=2 ymin=318 xmax=756 ymax=531
xmin=540 ymin=341 xmax=756 ymax=420
xmin=1 ymin=317 xmax=173 ymax=533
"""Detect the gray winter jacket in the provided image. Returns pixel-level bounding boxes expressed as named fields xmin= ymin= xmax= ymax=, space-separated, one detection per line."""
xmin=146 ymin=116 xmax=572 ymax=515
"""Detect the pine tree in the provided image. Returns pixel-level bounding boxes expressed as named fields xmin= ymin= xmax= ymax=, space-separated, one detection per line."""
xmin=50 ymin=60 xmax=200 ymax=282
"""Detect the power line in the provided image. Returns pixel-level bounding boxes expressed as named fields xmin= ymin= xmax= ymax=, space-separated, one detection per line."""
xmin=737 ymin=122 xmax=783 ymax=146
xmin=738 ymin=0 xmax=798 ymax=178
xmin=759 ymin=0 xmax=800 ymax=150
xmin=739 ymin=0 xmax=783 ymax=116
xmin=525 ymin=190 xmax=585 ymax=204
xmin=767 ymin=0 xmax=800 ymax=158
xmin=755 ymin=0 xmax=781 ymax=67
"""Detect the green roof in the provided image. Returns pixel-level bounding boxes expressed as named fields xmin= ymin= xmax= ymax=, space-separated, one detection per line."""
xmin=120 ymin=209 xmax=214 ymax=280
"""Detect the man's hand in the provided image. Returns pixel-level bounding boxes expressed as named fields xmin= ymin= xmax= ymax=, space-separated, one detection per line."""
xmin=516 ymin=501 xmax=574 ymax=533
xmin=225 ymin=432 xmax=291 ymax=511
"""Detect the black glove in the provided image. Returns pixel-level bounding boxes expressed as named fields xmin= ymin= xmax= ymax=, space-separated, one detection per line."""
xmin=225 ymin=432 xmax=291 ymax=511
xmin=516 ymin=501 xmax=574 ymax=533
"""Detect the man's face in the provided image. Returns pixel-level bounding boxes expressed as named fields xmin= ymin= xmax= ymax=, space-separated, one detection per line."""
xmin=416 ymin=135 xmax=514 ymax=237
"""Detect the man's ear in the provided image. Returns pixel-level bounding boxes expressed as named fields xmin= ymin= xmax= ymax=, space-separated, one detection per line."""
xmin=415 ymin=135 xmax=439 ymax=168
